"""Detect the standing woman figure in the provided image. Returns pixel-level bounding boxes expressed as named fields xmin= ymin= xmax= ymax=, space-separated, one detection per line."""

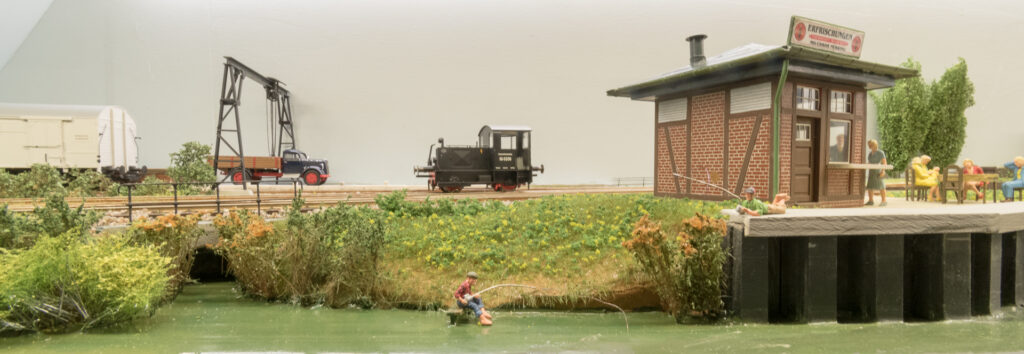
xmin=865 ymin=140 xmax=887 ymax=206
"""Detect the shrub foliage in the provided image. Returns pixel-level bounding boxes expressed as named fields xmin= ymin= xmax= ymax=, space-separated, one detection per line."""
xmin=0 ymin=231 xmax=169 ymax=334
xmin=871 ymin=59 xmax=931 ymax=173
xmin=214 ymin=198 xmax=387 ymax=307
xmin=872 ymin=58 xmax=975 ymax=172
xmin=167 ymin=141 xmax=216 ymax=195
xmin=126 ymin=214 xmax=205 ymax=299
xmin=921 ymin=58 xmax=975 ymax=168
xmin=622 ymin=213 xmax=727 ymax=321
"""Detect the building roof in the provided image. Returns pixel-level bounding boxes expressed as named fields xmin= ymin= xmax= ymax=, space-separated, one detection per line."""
xmin=480 ymin=125 xmax=532 ymax=132
xmin=607 ymin=44 xmax=918 ymax=99
xmin=0 ymin=102 xmax=122 ymax=118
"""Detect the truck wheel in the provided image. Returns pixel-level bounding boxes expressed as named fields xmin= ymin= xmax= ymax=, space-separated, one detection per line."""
xmin=228 ymin=168 xmax=250 ymax=184
xmin=302 ymin=170 xmax=321 ymax=186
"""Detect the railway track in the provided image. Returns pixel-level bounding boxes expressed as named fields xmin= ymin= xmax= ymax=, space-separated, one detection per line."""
xmin=0 ymin=185 xmax=653 ymax=214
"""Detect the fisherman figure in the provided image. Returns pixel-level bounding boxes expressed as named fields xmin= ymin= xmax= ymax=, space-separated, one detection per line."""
xmin=454 ymin=271 xmax=492 ymax=325
xmin=735 ymin=187 xmax=789 ymax=216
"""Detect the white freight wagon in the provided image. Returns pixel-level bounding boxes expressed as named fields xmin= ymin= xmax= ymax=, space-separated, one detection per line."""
xmin=0 ymin=103 xmax=146 ymax=182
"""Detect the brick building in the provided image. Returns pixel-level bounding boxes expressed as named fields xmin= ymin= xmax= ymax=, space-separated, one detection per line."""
xmin=608 ymin=33 xmax=916 ymax=207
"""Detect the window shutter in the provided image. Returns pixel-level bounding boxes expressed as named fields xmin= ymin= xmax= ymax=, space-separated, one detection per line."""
xmin=730 ymin=82 xmax=771 ymax=114
xmin=657 ymin=98 xmax=688 ymax=123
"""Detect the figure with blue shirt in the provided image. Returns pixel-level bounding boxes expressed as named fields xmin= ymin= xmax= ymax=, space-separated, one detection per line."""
xmin=1002 ymin=156 xmax=1024 ymax=202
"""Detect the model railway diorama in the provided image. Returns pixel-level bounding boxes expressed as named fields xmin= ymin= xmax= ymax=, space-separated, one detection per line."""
xmin=414 ymin=125 xmax=544 ymax=192
xmin=0 ymin=103 xmax=147 ymax=182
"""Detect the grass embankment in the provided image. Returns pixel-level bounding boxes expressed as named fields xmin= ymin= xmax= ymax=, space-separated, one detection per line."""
xmin=212 ymin=191 xmax=733 ymax=319
xmin=380 ymin=192 xmax=731 ymax=310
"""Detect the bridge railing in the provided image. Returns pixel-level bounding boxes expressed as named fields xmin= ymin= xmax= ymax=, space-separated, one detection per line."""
xmin=612 ymin=177 xmax=652 ymax=187
xmin=116 ymin=179 xmax=304 ymax=223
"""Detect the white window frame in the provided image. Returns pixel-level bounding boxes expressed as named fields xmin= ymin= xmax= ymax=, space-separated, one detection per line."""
xmin=830 ymin=90 xmax=853 ymax=114
xmin=796 ymin=85 xmax=821 ymax=111
xmin=795 ymin=123 xmax=812 ymax=142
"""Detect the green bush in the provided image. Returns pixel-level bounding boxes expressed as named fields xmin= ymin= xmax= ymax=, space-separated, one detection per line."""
xmin=67 ymin=169 xmax=118 ymax=197
xmin=309 ymin=200 xmax=387 ymax=306
xmin=214 ymin=198 xmax=387 ymax=307
xmin=30 ymin=194 xmax=100 ymax=241
xmin=0 ymin=205 xmax=30 ymax=249
xmin=125 ymin=214 xmax=205 ymax=299
xmin=0 ymin=170 xmax=17 ymax=198
xmin=0 ymin=164 xmax=66 ymax=198
xmin=872 ymin=59 xmax=931 ymax=173
xmin=167 ymin=141 xmax=216 ymax=195
xmin=873 ymin=58 xmax=975 ymax=171
xmin=622 ymin=213 xmax=727 ymax=321
xmin=0 ymin=232 xmax=169 ymax=334
xmin=127 ymin=176 xmax=171 ymax=196
xmin=375 ymin=189 xmax=504 ymax=217
xmin=921 ymin=58 xmax=975 ymax=168
xmin=0 ymin=194 xmax=99 ymax=250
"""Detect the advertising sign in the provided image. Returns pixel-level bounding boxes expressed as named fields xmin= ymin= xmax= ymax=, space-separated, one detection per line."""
xmin=788 ymin=16 xmax=865 ymax=58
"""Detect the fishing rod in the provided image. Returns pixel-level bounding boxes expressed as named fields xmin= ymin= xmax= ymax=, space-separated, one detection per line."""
xmin=475 ymin=284 xmax=629 ymax=332
xmin=672 ymin=173 xmax=741 ymax=199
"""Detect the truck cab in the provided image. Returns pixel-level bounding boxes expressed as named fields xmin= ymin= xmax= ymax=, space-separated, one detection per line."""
xmin=282 ymin=149 xmax=330 ymax=185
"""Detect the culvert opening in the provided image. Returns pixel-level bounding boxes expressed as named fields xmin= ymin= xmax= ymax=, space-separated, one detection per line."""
xmin=190 ymin=247 xmax=234 ymax=282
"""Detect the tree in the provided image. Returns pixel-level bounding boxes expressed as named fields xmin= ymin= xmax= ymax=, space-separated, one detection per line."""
xmin=920 ymin=58 xmax=974 ymax=169
xmin=167 ymin=142 xmax=216 ymax=194
xmin=870 ymin=59 xmax=931 ymax=173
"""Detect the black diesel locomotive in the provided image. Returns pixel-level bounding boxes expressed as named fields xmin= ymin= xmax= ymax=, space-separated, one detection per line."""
xmin=415 ymin=125 xmax=544 ymax=192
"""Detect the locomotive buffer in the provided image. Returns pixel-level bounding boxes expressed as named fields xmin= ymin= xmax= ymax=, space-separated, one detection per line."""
xmin=415 ymin=125 xmax=543 ymax=192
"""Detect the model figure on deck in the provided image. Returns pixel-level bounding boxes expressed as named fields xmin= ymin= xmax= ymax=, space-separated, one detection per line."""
xmin=1001 ymin=156 xmax=1024 ymax=202
xmin=735 ymin=187 xmax=789 ymax=216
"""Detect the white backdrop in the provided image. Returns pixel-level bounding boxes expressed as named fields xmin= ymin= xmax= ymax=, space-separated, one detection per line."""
xmin=0 ymin=0 xmax=1020 ymax=185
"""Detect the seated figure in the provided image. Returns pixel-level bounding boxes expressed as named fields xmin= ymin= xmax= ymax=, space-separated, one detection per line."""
xmin=1001 ymin=156 xmax=1024 ymax=202
xmin=962 ymin=158 xmax=985 ymax=200
xmin=912 ymin=155 xmax=940 ymax=201
xmin=735 ymin=187 xmax=788 ymax=216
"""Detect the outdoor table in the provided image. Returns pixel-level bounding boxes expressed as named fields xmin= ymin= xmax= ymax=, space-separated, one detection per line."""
xmin=940 ymin=173 xmax=999 ymax=204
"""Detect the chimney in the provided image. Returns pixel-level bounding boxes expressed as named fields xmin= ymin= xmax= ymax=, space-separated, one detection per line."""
xmin=686 ymin=34 xmax=708 ymax=68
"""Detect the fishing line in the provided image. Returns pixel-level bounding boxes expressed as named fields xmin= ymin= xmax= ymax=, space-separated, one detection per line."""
xmin=672 ymin=173 xmax=741 ymax=199
xmin=475 ymin=283 xmax=629 ymax=333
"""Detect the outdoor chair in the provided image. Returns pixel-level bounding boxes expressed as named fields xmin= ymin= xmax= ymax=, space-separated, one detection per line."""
xmin=905 ymin=167 xmax=930 ymax=201
xmin=940 ymin=165 xmax=964 ymax=204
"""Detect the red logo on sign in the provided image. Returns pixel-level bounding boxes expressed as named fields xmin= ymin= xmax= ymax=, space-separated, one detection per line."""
xmin=852 ymin=36 xmax=862 ymax=53
xmin=794 ymin=22 xmax=806 ymax=41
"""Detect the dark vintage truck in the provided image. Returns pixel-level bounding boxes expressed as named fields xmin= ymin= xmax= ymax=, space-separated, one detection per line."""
xmin=209 ymin=149 xmax=329 ymax=185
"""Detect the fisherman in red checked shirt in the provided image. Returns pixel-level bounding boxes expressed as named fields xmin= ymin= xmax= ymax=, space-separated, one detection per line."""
xmin=454 ymin=271 xmax=492 ymax=325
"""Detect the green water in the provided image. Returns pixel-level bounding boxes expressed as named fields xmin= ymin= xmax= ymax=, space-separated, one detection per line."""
xmin=2 ymin=283 xmax=1023 ymax=353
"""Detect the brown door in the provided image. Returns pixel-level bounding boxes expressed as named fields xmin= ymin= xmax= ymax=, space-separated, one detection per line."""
xmin=791 ymin=117 xmax=818 ymax=202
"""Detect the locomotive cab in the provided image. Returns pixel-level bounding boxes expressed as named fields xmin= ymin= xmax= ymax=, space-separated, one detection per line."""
xmin=478 ymin=125 xmax=531 ymax=174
